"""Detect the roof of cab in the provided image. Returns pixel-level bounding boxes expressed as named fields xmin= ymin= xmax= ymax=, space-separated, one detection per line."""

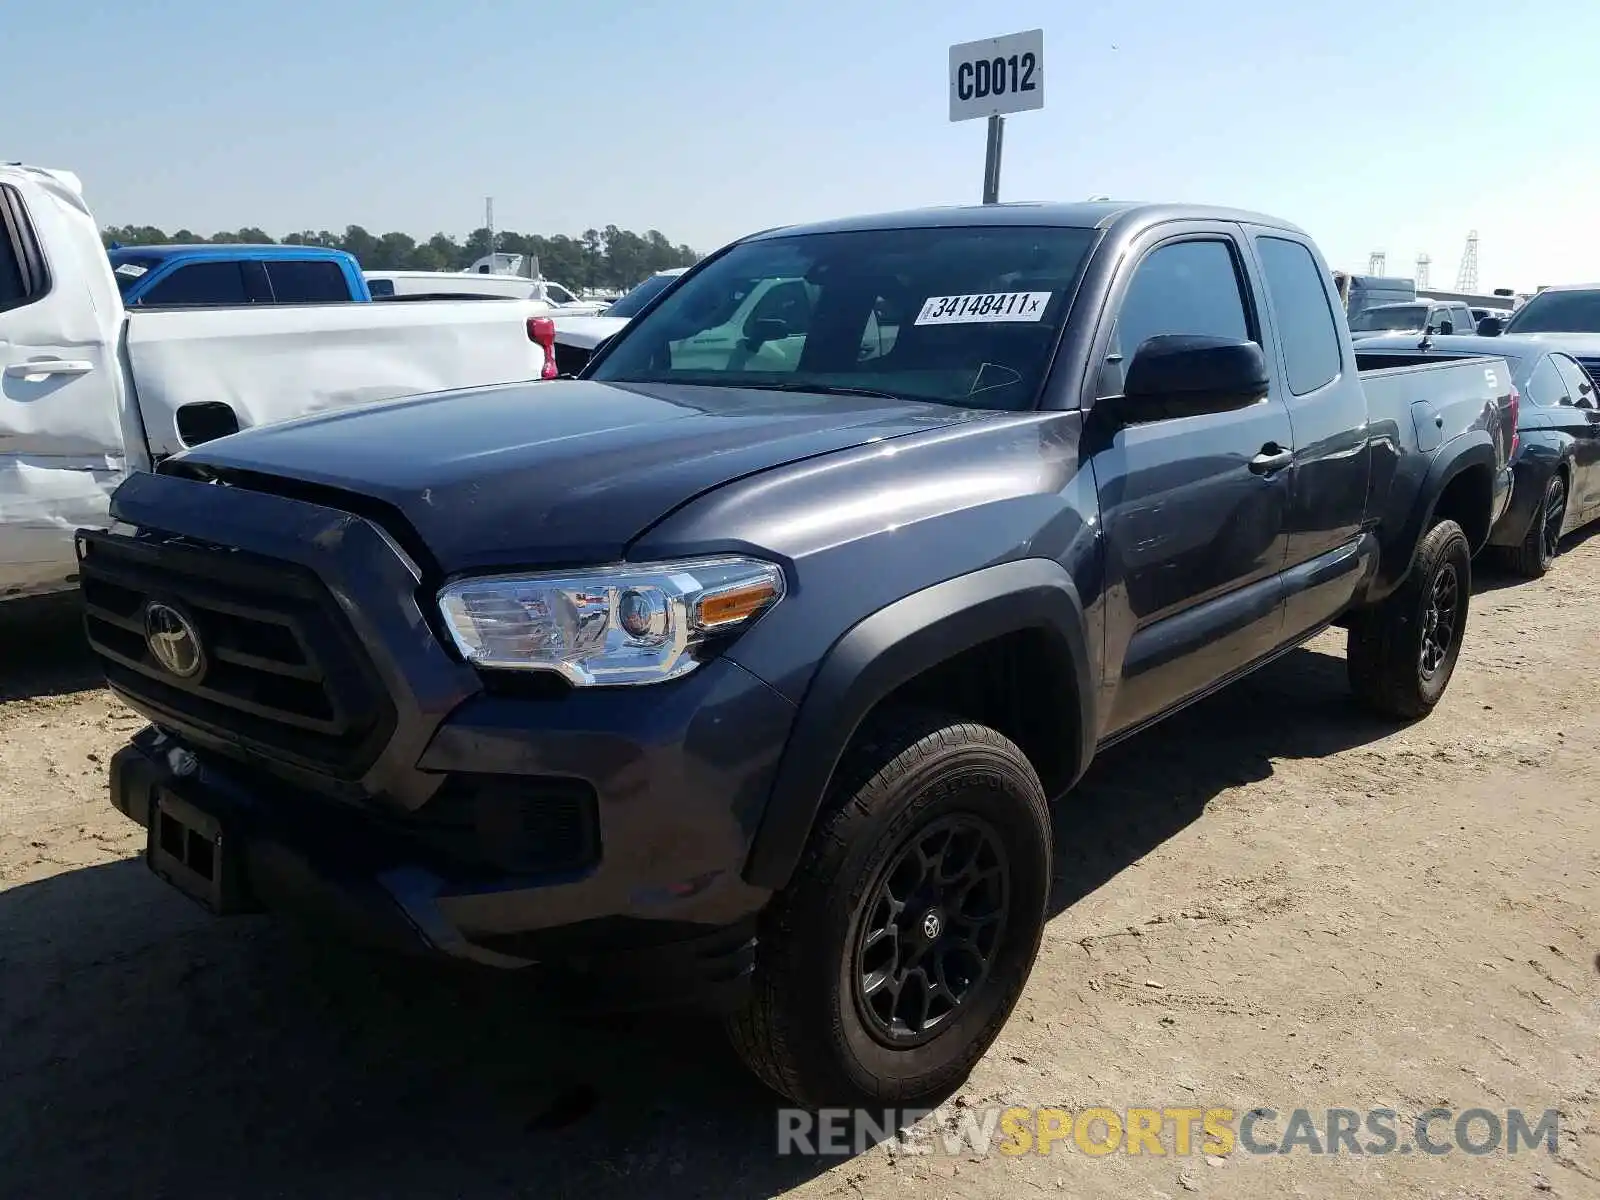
xmin=106 ymin=243 xmax=356 ymax=262
xmin=744 ymin=200 xmax=1311 ymax=241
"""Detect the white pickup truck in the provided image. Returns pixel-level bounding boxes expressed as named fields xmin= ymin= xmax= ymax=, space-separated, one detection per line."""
xmin=0 ymin=165 xmax=555 ymax=602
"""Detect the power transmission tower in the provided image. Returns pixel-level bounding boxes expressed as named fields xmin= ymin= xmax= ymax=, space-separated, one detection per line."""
xmin=485 ymin=197 xmax=496 ymax=261
xmin=1368 ymin=251 xmax=1386 ymax=276
xmin=1456 ymin=231 xmax=1479 ymax=292
xmin=1415 ymin=254 xmax=1431 ymax=289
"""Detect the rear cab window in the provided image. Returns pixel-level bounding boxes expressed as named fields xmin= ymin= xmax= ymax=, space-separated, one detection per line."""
xmin=589 ymin=224 xmax=1099 ymax=410
xmin=263 ymin=259 xmax=352 ymax=303
xmin=1255 ymin=236 xmax=1342 ymax=395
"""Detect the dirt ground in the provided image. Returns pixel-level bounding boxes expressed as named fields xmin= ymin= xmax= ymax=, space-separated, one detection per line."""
xmin=1 ymin=538 xmax=1596 ymax=1200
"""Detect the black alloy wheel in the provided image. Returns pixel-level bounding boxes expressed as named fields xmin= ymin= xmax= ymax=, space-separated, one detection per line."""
xmin=852 ymin=814 xmax=1010 ymax=1049
xmin=1418 ymin=559 xmax=1460 ymax=681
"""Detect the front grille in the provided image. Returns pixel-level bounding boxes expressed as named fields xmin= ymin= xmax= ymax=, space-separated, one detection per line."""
xmin=553 ymin=340 xmax=593 ymax=377
xmin=79 ymin=532 xmax=395 ymax=779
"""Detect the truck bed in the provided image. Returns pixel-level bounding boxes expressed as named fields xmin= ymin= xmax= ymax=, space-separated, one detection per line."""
xmin=123 ymin=299 xmax=546 ymax=463
xmin=1355 ymin=353 xmax=1515 ymax=566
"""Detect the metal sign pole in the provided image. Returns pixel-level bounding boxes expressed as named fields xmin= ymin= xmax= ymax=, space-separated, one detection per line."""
xmin=982 ymin=114 xmax=1005 ymax=204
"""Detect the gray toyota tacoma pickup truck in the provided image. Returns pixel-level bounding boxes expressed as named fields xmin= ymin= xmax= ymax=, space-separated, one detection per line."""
xmin=81 ymin=201 xmax=1514 ymax=1108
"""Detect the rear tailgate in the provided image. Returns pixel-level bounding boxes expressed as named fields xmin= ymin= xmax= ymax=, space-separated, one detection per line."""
xmin=123 ymin=299 xmax=547 ymax=458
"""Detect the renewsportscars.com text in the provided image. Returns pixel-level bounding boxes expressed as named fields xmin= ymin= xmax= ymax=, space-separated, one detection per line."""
xmin=778 ymin=1105 xmax=1561 ymax=1159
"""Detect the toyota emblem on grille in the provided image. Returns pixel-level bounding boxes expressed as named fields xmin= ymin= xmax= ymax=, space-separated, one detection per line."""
xmin=143 ymin=602 xmax=205 ymax=679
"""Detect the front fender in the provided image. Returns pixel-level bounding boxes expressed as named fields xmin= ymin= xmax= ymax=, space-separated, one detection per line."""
xmin=741 ymin=557 xmax=1095 ymax=890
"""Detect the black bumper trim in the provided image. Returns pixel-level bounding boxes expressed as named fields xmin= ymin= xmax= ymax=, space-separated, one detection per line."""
xmin=110 ymin=732 xmax=761 ymax=1009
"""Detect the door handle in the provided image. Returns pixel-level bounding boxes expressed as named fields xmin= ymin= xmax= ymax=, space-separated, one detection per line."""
xmin=1249 ymin=444 xmax=1294 ymax=475
xmin=5 ymin=359 xmax=96 ymax=379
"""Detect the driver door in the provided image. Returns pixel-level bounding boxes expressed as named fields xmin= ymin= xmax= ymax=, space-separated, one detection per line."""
xmin=1088 ymin=229 xmax=1294 ymax=737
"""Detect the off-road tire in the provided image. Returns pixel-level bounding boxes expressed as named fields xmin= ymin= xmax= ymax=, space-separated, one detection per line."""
xmin=1502 ymin=470 xmax=1566 ymax=579
xmin=727 ymin=708 xmax=1052 ymax=1109
xmin=1347 ymin=518 xmax=1472 ymax=720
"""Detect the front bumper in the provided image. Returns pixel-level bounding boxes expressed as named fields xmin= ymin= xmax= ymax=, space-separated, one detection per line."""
xmin=111 ymin=717 xmax=772 ymax=1011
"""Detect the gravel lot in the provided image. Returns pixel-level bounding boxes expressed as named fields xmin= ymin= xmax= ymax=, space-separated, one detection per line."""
xmin=2 ymin=538 xmax=1596 ymax=1199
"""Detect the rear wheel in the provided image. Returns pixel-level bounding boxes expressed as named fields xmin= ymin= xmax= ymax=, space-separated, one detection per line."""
xmin=1504 ymin=471 xmax=1567 ymax=579
xmin=1347 ymin=518 xmax=1472 ymax=720
xmin=728 ymin=709 xmax=1051 ymax=1109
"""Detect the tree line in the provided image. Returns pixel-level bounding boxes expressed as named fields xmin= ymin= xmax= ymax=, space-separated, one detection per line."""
xmin=99 ymin=222 xmax=703 ymax=290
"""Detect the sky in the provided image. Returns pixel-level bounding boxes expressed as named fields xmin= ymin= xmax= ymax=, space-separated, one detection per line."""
xmin=6 ymin=0 xmax=1597 ymax=293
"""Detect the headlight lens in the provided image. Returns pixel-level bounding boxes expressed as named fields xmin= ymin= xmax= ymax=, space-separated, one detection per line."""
xmin=436 ymin=556 xmax=785 ymax=686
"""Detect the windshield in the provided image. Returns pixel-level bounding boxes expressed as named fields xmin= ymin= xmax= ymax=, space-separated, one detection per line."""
xmin=1505 ymin=289 xmax=1600 ymax=334
xmin=108 ymin=254 xmax=162 ymax=295
xmin=588 ymin=225 xmax=1098 ymax=410
xmin=1348 ymin=304 xmax=1428 ymax=332
xmin=605 ymin=272 xmax=680 ymax=318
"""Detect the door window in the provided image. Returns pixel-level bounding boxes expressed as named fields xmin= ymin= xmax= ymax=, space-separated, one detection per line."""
xmin=1525 ymin=355 xmax=1566 ymax=407
xmin=139 ymin=261 xmax=250 ymax=306
xmin=0 ymin=185 xmax=48 ymax=312
xmin=1256 ymin=236 xmax=1341 ymax=395
xmin=1110 ymin=238 xmax=1253 ymax=370
xmin=1552 ymin=355 xmax=1596 ymax=408
xmin=0 ymin=216 xmax=26 ymax=310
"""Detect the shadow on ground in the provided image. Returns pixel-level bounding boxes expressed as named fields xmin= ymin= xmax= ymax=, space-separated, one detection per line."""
xmin=1048 ymin=643 xmax=1396 ymax=915
xmin=1472 ymin=520 xmax=1600 ymax=594
xmin=0 ymin=644 xmax=1403 ymax=1198
xmin=0 ymin=595 xmax=102 ymax=701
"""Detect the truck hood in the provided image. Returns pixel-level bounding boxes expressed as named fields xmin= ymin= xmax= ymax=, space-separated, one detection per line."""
xmin=1497 ymin=331 xmax=1600 ymax=353
xmin=170 ymin=379 xmax=971 ymax=572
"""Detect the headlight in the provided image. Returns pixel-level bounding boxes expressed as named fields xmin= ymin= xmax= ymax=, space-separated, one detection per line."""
xmin=436 ymin=556 xmax=785 ymax=686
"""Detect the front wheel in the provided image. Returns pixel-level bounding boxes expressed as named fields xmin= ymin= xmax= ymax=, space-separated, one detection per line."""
xmin=1347 ymin=518 xmax=1472 ymax=720
xmin=727 ymin=709 xmax=1052 ymax=1109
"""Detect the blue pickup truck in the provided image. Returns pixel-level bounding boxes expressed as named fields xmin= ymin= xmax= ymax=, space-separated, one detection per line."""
xmin=108 ymin=243 xmax=372 ymax=306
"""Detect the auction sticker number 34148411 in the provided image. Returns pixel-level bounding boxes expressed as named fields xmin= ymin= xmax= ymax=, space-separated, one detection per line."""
xmin=914 ymin=292 xmax=1053 ymax=325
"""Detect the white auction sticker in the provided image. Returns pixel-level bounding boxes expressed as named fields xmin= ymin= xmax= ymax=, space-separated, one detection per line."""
xmin=914 ymin=291 xmax=1052 ymax=325
xmin=113 ymin=263 xmax=148 ymax=278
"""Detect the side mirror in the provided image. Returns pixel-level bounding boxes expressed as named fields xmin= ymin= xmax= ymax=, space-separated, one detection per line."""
xmin=1476 ymin=317 xmax=1502 ymax=337
xmin=1116 ymin=335 xmax=1270 ymax=423
xmin=743 ymin=316 xmax=789 ymax=350
xmin=1437 ymin=320 xmax=1455 ymax=335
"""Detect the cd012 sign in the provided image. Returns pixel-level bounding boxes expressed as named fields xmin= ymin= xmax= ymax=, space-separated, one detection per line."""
xmin=948 ymin=29 xmax=1045 ymax=123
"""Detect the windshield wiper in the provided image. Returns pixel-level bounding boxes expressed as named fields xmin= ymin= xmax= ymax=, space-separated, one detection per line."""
xmin=739 ymin=382 xmax=906 ymax=401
